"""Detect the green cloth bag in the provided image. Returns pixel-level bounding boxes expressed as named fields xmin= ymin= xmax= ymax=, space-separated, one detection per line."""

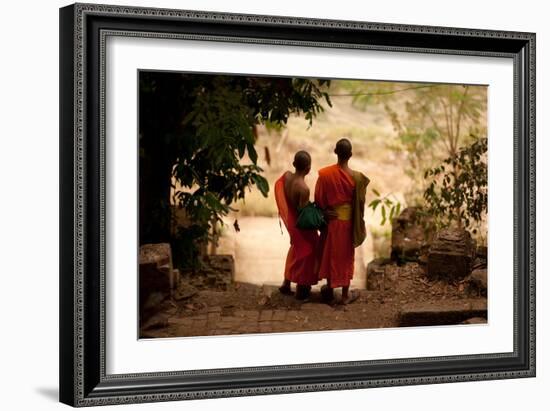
xmin=296 ymin=202 xmax=326 ymax=230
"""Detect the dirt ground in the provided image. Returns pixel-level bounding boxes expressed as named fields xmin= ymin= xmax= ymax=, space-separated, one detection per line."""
xmin=140 ymin=262 xmax=486 ymax=338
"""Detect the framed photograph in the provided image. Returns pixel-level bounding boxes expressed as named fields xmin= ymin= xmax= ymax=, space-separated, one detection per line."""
xmin=59 ymin=2 xmax=535 ymax=407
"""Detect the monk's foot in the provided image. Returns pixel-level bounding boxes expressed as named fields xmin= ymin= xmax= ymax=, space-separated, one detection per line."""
xmin=340 ymin=290 xmax=359 ymax=305
xmin=279 ymin=284 xmax=294 ymax=296
xmin=320 ymin=285 xmax=335 ymax=304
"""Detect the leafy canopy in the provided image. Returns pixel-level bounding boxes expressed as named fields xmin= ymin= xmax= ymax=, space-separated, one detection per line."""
xmin=342 ymin=81 xmax=486 ymax=205
xmin=423 ymin=136 xmax=488 ymax=231
xmin=139 ymin=73 xmax=331 ymax=266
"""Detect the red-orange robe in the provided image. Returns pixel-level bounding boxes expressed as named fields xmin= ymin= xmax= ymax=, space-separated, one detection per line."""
xmin=274 ymin=173 xmax=319 ymax=286
xmin=315 ymin=164 xmax=356 ymax=288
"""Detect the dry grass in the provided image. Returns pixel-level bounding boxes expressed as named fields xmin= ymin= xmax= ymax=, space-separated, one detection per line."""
xmin=216 ymin=80 xmax=488 ymax=286
xmin=236 ymin=87 xmax=407 ymax=222
xmin=234 ymin=190 xmax=278 ymax=218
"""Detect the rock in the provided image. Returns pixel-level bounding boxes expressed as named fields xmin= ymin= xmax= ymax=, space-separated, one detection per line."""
xmin=383 ymin=264 xmax=400 ymax=290
xmin=476 ymin=246 xmax=488 ymax=259
xmin=399 ymin=298 xmax=487 ymax=326
xmin=140 ymin=243 xmax=174 ymax=322
xmin=140 ymin=243 xmax=172 ymax=267
xmin=172 ymin=269 xmax=181 ymax=289
xmin=391 ymin=207 xmax=431 ymax=261
xmin=140 ymin=291 xmax=167 ymax=327
xmin=466 ymin=268 xmax=487 ymax=296
xmin=366 ymin=258 xmax=391 ymax=291
xmin=261 ymin=284 xmax=280 ymax=299
xmin=142 ymin=291 xmax=166 ymax=311
xmin=140 ymin=243 xmax=173 ymax=298
xmin=203 ymin=254 xmax=234 ymax=283
xmin=205 ymin=275 xmax=217 ymax=287
xmin=472 ymin=257 xmax=487 ymax=270
xmin=418 ymin=253 xmax=429 ymax=265
xmin=472 ymin=246 xmax=488 ymax=270
xmin=257 ymin=296 xmax=269 ymax=306
xmin=173 ymin=284 xmax=198 ymax=301
xmin=367 ymin=260 xmax=422 ymax=292
xmin=427 ymin=228 xmax=475 ymax=281
xmin=141 ymin=313 xmax=169 ymax=330
xmin=186 ymin=254 xmax=235 ymax=290
xmin=402 ymin=262 xmax=426 ymax=279
xmin=461 ymin=317 xmax=487 ymax=325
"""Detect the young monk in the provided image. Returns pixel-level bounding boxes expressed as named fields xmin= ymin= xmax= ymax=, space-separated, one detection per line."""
xmin=274 ymin=151 xmax=319 ymax=300
xmin=315 ymin=138 xmax=369 ymax=304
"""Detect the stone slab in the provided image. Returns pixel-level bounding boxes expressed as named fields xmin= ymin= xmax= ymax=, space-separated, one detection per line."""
xmin=399 ymin=298 xmax=487 ymax=326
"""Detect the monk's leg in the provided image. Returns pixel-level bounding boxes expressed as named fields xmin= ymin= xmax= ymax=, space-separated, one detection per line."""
xmin=340 ymin=284 xmax=359 ymax=305
xmin=321 ymin=280 xmax=334 ymax=303
xmin=280 ymin=249 xmax=293 ymax=295
xmin=295 ymin=284 xmax=311 ymax=300
xmin=279 ymin=279 xmax=293 ymax=295
xmin=342 ymin=285 xmax=349 ymax=300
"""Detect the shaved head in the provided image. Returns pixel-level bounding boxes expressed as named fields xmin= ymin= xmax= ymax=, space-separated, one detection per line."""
xmin=293 ymin=150 xmax=311 ymax=173
xmin=335 ymin=138 xmax=352 ymax=160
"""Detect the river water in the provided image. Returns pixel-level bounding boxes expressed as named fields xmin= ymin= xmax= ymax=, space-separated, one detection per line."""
xmin=216 ymin=216 xmax=372 ymax=288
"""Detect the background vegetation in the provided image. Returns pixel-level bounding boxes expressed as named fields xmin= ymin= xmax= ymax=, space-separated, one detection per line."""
xmin=139 ymin=74 xmax=488 ymax=268
xmin=139 ymin=72 xmax=331 ymax=267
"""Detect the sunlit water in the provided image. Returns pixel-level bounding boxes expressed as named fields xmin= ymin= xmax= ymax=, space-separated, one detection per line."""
xmin=216 ymin=216 xmax=372 ymax=289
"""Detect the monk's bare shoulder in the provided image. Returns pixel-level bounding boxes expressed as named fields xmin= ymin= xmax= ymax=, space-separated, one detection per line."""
xmin=296 ymin=178 xmax=310 ymax=192
xmin=290 ymin=179 xmax=309 ymax=199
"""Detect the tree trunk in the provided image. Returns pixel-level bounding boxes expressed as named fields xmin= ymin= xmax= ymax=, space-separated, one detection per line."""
xmin=452 ymin=156 xmax=463 ymax=229
xmin=139 ymin=147 xmax=174 ymax=245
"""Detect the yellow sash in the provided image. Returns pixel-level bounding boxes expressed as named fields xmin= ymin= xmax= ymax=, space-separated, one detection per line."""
xmin=333 ymin=203 xmax=352 ymax=221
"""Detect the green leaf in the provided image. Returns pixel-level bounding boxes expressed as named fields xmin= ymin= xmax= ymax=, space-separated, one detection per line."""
xmin=247 ymin=143 xmax=258 ymax=164
xmin=252 ymin=174 xmax=269 ymax=197
xmin=237 ymin=141 xmax=246 ymax=158
xmin=372 ymin=188 xmax=381 ymax=197
xmin=140 ymin=74 xmax=339 ymax=268
xmin=369 ymin=199 xmax=381 ymax=211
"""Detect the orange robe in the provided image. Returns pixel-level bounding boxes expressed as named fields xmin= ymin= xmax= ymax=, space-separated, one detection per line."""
xmin=315 ymin=164 xmax=356 ymax=288
xmin=274 ymin=174 xmax=319 ymax=286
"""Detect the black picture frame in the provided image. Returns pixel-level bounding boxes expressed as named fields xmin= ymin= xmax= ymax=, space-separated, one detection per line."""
xmin=59 ymin=3 xmax=536 ymax=407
